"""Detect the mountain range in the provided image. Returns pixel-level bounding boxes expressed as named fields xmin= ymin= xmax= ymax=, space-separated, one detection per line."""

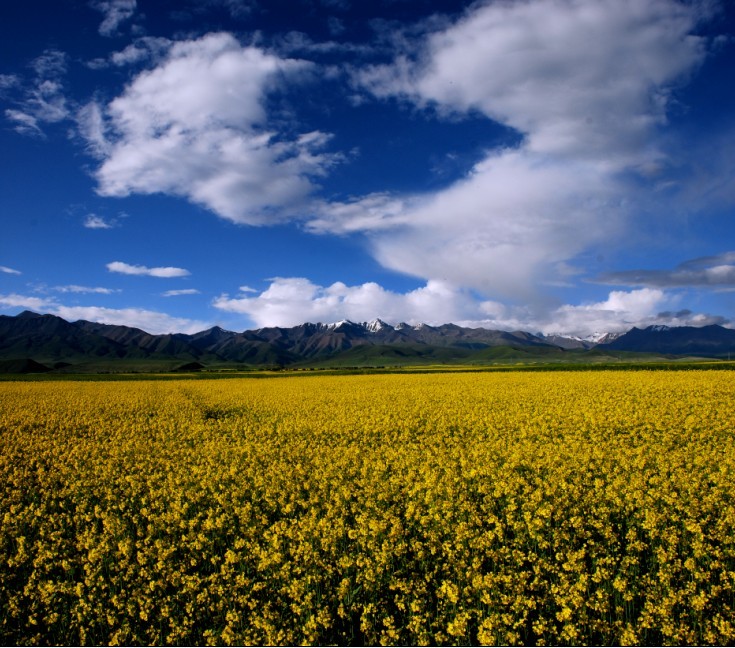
xmin=1 ymin=310 xmax=734 ymax=373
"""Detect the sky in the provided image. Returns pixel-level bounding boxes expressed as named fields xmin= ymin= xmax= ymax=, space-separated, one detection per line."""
xmin=1 ymin=0 xmax=735 ymax=336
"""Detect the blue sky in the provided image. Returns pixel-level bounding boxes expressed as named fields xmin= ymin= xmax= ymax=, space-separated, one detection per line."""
xmin=1 ymin=0 xmax=734 ymax=336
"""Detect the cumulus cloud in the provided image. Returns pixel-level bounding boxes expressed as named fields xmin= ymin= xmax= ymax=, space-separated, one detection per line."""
xmin=0 ymin=293 xmax=209 ymax=334
xmin=473 ymin=289 xmax=729 ymax=334
xmin=0 ymin=265 xmax=21 ymax=275
xmin=90 ymin=0 xmax=137 ymax=37
xmin=106 ymin=261 xmax=190 ymax=278
xmin=597 ymin=252 xmax=735 ymax=288
xmin=212 ymin=276 xmax=721 ymax=336
xmin=84 ymin=33 xmax=342 ymax=224
xmin=330 ymin=0 xmax=711 ymax=303
xmin=213 ymin=277 xmax=476 ymax=328
xmin=530 ymin=288 xmax=671 ymax=336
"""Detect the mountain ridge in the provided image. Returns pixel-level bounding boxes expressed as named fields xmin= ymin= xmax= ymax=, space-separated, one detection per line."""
xmin=1 ymin=311 xmax=734 ymax=371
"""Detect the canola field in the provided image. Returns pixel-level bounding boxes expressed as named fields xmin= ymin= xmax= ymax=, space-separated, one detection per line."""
xmin=1 ymin=371 xmax=735 ymax=646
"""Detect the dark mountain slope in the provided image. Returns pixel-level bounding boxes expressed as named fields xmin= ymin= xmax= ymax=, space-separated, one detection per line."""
xmin=0 ymin=311 xmax=129 ymax=361
xmin=4 ymin=310 xmax=733 ymax=369
xmin=599 ymin=325 xmax=735 ymax=357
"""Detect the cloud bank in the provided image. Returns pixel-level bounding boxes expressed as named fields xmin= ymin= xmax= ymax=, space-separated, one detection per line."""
xmin=597 ymin=252 xmax=735 ymax=289
xmin=212 ymin=276 xmax=725 ymax=336
xmin=0 ymin=292 xmax=208 ymax=335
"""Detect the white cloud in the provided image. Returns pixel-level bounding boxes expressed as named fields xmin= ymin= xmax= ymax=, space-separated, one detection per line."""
xmin=109 ymin=37 xmax=171 ymax=66
xmin=597 ymin=252 xmax=735 ymax=288
xmin=369 ymin=149 xmax=621 ymax=302
xmin=5 ymin=109 xmax=42 ymax=136
xmin=54 ymin=285 xmax=119 ymax=294
xmin=106 ymin=261 xmax=190 ymax=278
xmin=162 ymin=288 xmax=200 ymax=297
xmin=0 ymin=265 xmax=22 ymax=275
xmin=4 ymin=50 xmax=70 ymax=137
xmin=213 ymin=277 xmax=476 ymax=328
xmin=85 ymin=33 xmax=341 ymax=225
xmin=90 ymin=0 xmax=137 ymax=37
xmin=0 ymin=293 xmax=209 ymax=335
xmin=83 ymin=214 xmax=115 ymax=229
xmin=359 ymin=0 xmax=705 ymax=165
xmin=53 ymin=305 xmax=208 ymax=334
xmin=76 ymin=102 xmax=111 ymax=157
xmin=217 ymin=0 xmax=255 ymax=19
xmin=336 ymin=0 xmax=710 ymax=304
xmin=533 ymin=288 xmax=671 ymax=336
xmin=0 ymin=293 xmax=51 ymax=311
xmin=30 ymin=50 xmax=68 ymax=78
xmin=213 ymin=277 xmax=726 ymax=337
xmin=470 ymin=288 xmax=729 ymax=335
xmin=308 ymin=193 xmax=413 ymax=234
xmin=0 ymin=74 xmax=19 ymax=91
xmin=87 ymin=37 xmax=173 ymax=69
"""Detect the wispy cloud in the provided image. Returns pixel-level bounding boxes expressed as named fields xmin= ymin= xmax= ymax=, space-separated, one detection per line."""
xmin=0 ymin=265 xmax=21 ymax=275
xmin=162 ymin=288 xmax=200 ymax=297
xmin=597 ymin=252 xmax=735 ymax=289
xmin=0 ymin=293 xmax=52 ymax=311
xmin=53 ymin=305 xmax=208 ymax=334
xmin=82 ymin=33 xmax=344 ymax=225
xmin=171 ymin=0 xmax=255 ymax=22
xmin=107 ymin=261 xmax=190 ymax=278
xmin=4 ymin=49 xmax=70 ymax=137
xmin=87 ymin=36 xmax=172 ymax=69
xmin=53 ymin=285 xmax=120 ymax=294
xmin=83 ymin=214 xmax=116 ymax=229
xmin=90 ymin=0 xmax=137 ymax=37
xmin=0 ymin=74 xmax=19 ymax=92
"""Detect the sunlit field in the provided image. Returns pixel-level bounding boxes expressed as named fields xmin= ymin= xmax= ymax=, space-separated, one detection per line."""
xmin=2 ymin=371 xmax=735 ymax=645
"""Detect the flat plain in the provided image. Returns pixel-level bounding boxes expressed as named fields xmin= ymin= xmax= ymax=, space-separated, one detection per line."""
xmin=1 ymin=370 xmax=734 ymax=645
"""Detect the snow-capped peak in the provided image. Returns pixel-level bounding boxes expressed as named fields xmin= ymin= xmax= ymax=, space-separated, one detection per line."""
xmin=364 ymin=318 xmax=389 ymax=333
xmin=585 ymin=331 xmax=624 ymax=344
xmin=648 ymin=324 xmax=670 ymax=332
xmin=328 ymin=319 xmax=363 ymax=331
